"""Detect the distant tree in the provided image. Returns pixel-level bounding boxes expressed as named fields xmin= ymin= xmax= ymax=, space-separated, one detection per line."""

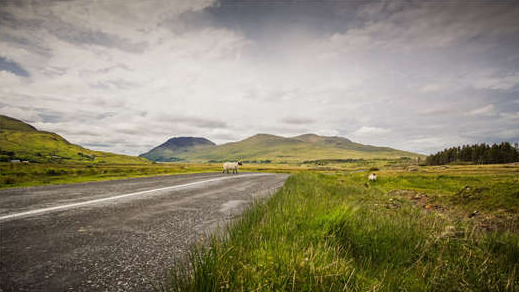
xmin=425 ymin=142 xmax=519 ymax=165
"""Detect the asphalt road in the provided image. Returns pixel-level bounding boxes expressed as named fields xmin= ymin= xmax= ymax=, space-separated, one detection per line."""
xmin=0 ymin=172 xmax=288 ymax=291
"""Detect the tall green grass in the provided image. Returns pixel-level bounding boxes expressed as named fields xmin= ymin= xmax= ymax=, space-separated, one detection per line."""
xmin=165 ymin=172 xmax=519 ymax=291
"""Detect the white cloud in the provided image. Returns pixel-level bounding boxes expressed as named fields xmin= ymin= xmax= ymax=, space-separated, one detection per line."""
xmin=315 ymin=129 xmax=340 ymax=137
xmin=0 ymin=106 xmax=42 ymax=123
xmin=419 ymin=83 xmax=446 ymax=93
xmin=353 ymin=126 xmax=390 ymax=136
xmin=472 ymin=73 xmax=519 ymax=91
xmin=468 ymin=104 xmax=494 ymax=116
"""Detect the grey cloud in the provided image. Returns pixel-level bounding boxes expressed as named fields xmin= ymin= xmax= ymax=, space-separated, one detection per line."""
xmin=159 ymin=115 xmax=228 ymax=129
xmin=90 ymin=80 xmax=138 ymax=90
xmin=2 ymin=4 xmax=148 ymax=54
xmin=61 ymin=129 xmax=101 ymax=136
xmin=0 ymin=56 xmax=30 ymax=77
xmin=39 ymin=112 xmax=64 ymax=123
xmin=0 ymin=32 xmax=53 ymax=57
xmin=83 ymin=142 xmax=111 ymax=148
xmin=418 ymin=108 xmax=461 ymax=117
xmin=49 ymin=24 xmax=148 ymax=53
xmin=0 ymin=104 xmax=125 ymax=127
xmin=40 ymin=66 xmax=68 ymax=77
xmin=281 ymin=117 xmax=315 ymax=125
xmin=210 ymin=132 xmax=239 ymax=141
xmin=0 ymin=10 xmax=43 ymax=30
xmin=206 ymin=0 xmax=361 ymax=39
xmin=97 ymin=112 xmax=117 ymax=119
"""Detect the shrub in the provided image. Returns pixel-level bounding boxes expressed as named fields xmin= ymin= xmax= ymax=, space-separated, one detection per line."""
xmin=3 ymin=177 xmax=15 ymax=185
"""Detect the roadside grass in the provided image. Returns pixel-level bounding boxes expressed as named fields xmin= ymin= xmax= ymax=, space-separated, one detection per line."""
xmin=0 ymin=163 xmax=221 ymax=188
xmin=165 ymin=169 xmax=519 ymax=291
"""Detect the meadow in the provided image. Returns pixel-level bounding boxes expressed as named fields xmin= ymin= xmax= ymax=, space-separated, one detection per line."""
xmin=164 ymin=164 xmax=519 ymax=291
xmin=0 ymin=158 xmax=416 ymax=189
xmin=0 ymin=163 xmax=221 ymax=188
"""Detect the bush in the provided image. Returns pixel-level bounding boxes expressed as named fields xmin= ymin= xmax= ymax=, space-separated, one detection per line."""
xmin=3 ymin=177 xmax=15 ymax=185
xmin=45 ymin=169 xmax=64 ymax=176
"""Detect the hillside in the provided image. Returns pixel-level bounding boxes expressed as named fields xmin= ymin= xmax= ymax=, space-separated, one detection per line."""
xmin=0 ymin=115 xmax=149 ymax=164
xmin=141 ymin=133 xmax=421 ymax=163
xmin=0 ymin=115 xmax=37 ymax=132
xmin=139 ymin=137 xmax=215 ymax=162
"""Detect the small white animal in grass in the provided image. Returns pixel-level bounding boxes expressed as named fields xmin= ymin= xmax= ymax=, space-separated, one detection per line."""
xmin=368 ymin=173 xmax=377 ymax=181
xmin=223 ymin=161 xmax=243 ymax=174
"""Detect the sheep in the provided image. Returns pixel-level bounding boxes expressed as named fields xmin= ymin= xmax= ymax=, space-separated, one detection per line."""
xmin=368 ymin=173 xmax=377 ymax=181
xmin=223 ymin=161 xmax=243 ymax=174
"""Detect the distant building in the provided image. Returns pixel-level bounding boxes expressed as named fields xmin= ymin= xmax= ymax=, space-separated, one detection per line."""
xmin=22 ymin=161 xmax=29 ymax=163
xmin=10 ymin=160 xmax=20 ymax=163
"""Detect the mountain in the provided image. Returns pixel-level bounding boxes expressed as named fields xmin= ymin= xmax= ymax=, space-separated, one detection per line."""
xmin=141 ymin=133 xmax=421 ymax=162
xmin=293 ymin=133 xmax=396 ymax=152
xmin=0 ymin=115 xmax=37 ymax=132
xmin=139 ymin=137 xmax=216 ymax=162
xmin=0 ymin=115 xmax=149 ymax=164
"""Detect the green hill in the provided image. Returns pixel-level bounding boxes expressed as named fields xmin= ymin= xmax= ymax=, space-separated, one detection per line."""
xmin=0 ymin=115 xmax=149 ymax=164
xmin=140 ymin=137 xmax=216 ymax=162
xmin=141 ymin=133 xmax=421 ymax=163
xmin=0 ymin=115 xmax=37 ymax=132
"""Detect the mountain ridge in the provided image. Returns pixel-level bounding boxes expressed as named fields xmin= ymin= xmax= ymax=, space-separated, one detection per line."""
xmin=139 ymin=137 xmax=215 ymax=162
xmin=141 ymin=133 xmax=421 ymax=162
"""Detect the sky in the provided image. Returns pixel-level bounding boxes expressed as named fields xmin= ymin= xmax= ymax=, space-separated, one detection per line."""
xmin=0 ymin=0 xmax=518 ymax=155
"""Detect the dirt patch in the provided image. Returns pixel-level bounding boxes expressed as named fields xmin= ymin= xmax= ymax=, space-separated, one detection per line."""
xmin=387 ymin=189 xmax=438 ymax=211
xmin=386 ymin=189 xmax=514 ymax=232
xmin=451 ymin=186 xmax=489 ymax=204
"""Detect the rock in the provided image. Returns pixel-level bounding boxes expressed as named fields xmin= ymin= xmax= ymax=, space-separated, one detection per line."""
xmin=468 ymin=210 xmax=479 ymax=218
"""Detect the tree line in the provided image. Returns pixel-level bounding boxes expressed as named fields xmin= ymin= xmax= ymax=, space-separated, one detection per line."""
xmin=425 ymin=142 xmax=519 ymax=165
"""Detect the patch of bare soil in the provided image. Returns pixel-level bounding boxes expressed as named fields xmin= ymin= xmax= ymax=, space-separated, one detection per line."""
xmin=387 ymin=189 xmax=517 ymax=233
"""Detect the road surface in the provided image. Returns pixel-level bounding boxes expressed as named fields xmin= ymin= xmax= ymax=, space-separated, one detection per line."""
xmin=0 ymin=172 xmax=288 ymax=291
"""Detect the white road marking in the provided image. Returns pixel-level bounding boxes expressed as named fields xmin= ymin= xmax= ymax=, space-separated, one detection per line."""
xmin=0 ymin=173 xmax=272 ymax=222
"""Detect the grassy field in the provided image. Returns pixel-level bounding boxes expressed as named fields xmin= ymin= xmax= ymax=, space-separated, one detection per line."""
xmin=0 ymin=162 xmax=317 ymax=189
xmin=164 ymin=165 xmax=519 ymax=291
xmin=0 ymin=163 xmax=222 ymax=188
xmin=0 ymin=158 xmax=420 ymax=189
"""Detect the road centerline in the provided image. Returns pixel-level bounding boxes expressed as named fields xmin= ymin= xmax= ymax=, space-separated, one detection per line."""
xmin=0 ymin=173 xmax=272 ymax=222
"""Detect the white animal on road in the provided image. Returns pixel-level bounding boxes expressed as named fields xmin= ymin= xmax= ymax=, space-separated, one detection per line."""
xmin=223 ymin=161 xmax=242 ymax=174
xmin=368 ymin=173 xmax=377 ymax=181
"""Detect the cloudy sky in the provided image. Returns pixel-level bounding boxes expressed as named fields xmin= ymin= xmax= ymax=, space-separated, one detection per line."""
xmin=1 ymin=0 xmax=518 ymax=155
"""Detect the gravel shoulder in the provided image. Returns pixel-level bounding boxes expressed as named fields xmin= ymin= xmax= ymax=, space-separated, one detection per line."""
xmin=0 ymin=172 xmax=288 ymax=291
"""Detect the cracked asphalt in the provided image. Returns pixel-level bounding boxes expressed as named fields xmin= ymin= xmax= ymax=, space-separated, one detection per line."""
xmin=0 ymin=172 xmax=288 ymax=291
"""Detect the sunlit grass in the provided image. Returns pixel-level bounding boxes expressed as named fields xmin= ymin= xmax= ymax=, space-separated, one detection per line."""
xmin=164 ymin=169 xmax=519 ymax=291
